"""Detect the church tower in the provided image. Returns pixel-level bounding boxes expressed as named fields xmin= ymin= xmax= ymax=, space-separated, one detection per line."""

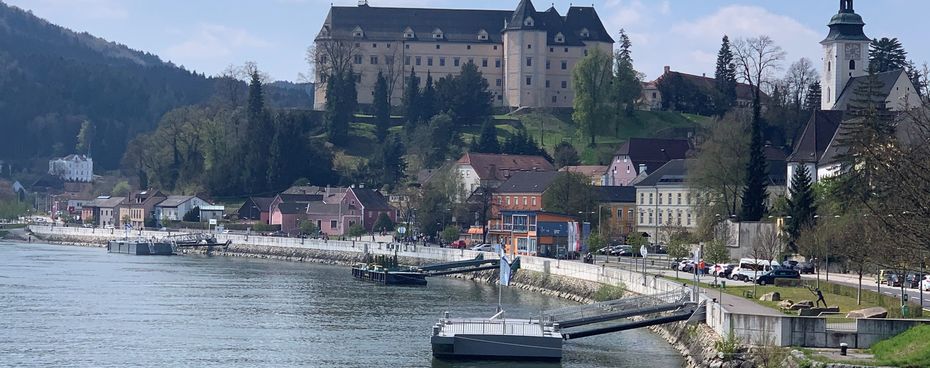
xmin=502 ymin=0 xmax=547 ymax=108
xmin=821 ymin=0 xmax=870 ymax=110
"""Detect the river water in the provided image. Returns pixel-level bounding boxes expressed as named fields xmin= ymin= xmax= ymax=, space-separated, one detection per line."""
xmin=0 ymin=242 xmax=683 ymax=367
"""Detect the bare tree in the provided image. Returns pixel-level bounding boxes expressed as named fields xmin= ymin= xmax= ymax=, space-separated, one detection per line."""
xmin=307 ymin=40 xmax=360 ymax=83
xmin=783 ymin=58 xmax=819 ymax=112
xmin=751 ymin=224 xmax=783 ymax=295
xmin=732 ymin=36 xmax=786 ymax=114
xmin=690 ymin=109 xmax=751 ymax=220
xmin=215 ymin=64 xmax=247 ymax=107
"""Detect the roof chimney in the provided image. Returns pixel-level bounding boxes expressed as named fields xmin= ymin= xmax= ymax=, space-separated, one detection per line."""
xmin=663 ymin=66 xmax=670 ymax=75
xmin=638 ymin=164 xmax=647 ymax=175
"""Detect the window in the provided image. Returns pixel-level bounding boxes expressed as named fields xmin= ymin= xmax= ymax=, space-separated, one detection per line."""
xmin=668 ymin=193 xmax=672 ymax=203
xmin=617 ymin=209 xmax=623 ymax=219
xmin=526 ymin=57 xmax=532 ymax=67
xmin=527 ymin=44 xmax=532 ymax=49
xmin=532 ymin=197 xmax=537 ymax=206
xmin=454 ymin=57 xmax=460 ymax=67
xmin=545 ymin=80 xmax=550 ymax=88
xmin=482 ymin=58 xmax=488 ymax=67
xmin=640 ymin=193 xmax=644 ymax=204
xmin=686 ymin=212 xmax=692 ymax=226
xmin=658 ymin=195 xmax=663 ymax=205
xmin=405 ymin=44 xmax=410 ymax=49
xmin=551 ymin=96 xmax=557 ymax=103
xmin=435 ymin=44 xmax=441 ymax=50
xmin=686 ymin=193 xmax=691 ymax=204
xmin=354 ymin=55 xmax=362 ymax=64
xmin=468 ymin=58 xmax=474 ymax=64
xmin=561 ymin=61 xmax=567 ymax=70
xmin=506 ymin=197 xmax=511 ymax=206
xmin=658 ymin=211 xmax=663 ymax=225
xmin=372 ymin=43 xmax=377 ymax=48
xmin=561 ymin=80 xmax=567 ymax=89
xmin=386 ymin=43 xmax=391 ymax=48
xmin=564 ymin=47 xmax=568 ymax=53
xmin=639 ymin=211 xmax=644 ymax=224
xmin=648 ymin=193 xmax=653 ymax=205
xmin=427 ymin=57 xmax=433 ymax=66
xmin=405 ymin=56 xmax=411 ymax=65
xmin=330 ymin=220 xmax=338 ymax=229
xmin=370 ymin=55 xmax=378 ymax=64
xmin=584 ymin=49 xmax=588 ymax=56
xmin=467 ymin=45 xmax=471 ymax=50
xmin=525 ymin=76 xmax=532 ymax=86
xmin=415 ymin=56 xmax=421 ymax=66
xmin=549 ymin=47 xmax=554 ymax=52
xmin=493 ymin=45 xmax=498 ymax=50
xmin=498 ymin=196 xmax=503 ymax=205
xmin=495 ymin=59 xmax=501 ymax=68
xmin=849 ymin=59 xmax=856 ymax=70
xmin=439 ymin=57 xmax=445 ymax=66
xmin=496 ymin=78 xmax=502 ymax=87
xmin=828 ymin=61 xmax=831 ymax=72
xmin=648 ymin=211 xmax=653 ymax=224
xmin=522 ymin=197 xmax=527 ymax=206
xmin=677 ymin=193 xmax=682 ymax=205
xmin=546 ymin=60 xmax=550 ymax=69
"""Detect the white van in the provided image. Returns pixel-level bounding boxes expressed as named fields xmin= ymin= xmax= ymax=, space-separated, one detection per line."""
xmin=731 ymin=258 xmax=778 ymax=282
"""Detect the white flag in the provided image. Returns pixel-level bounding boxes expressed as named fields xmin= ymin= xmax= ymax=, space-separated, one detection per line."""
xmin=499 ymin=252 xmax=511 ymax=287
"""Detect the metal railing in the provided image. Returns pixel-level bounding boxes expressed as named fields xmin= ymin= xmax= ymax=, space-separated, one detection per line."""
xmin=439 ymin=320 xmax=546 ymax=337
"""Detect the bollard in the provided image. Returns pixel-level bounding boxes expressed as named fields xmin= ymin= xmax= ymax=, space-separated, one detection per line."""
xmin=840 ymin=342 xmax=848 ymax=356
xmin=721 ymin=281 xmax=726 ymax=289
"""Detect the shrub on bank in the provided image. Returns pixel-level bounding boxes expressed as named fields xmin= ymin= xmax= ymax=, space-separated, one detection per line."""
xmin=593 ymin=283 xmax=626 ymax=302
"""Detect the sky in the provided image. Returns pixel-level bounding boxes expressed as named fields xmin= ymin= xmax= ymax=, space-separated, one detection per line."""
xmin=6 ymin=0 xmax=929 ymax=82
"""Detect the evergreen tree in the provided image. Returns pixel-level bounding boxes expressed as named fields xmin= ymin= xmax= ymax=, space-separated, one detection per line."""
xmin=243 ymin=70 xmax=271 ymax=193
xmin=785 ymin=164 xmax=816 ymax=251
xmin=740 ymin=114 xmax=768 ymax=221
xmin=803 ymin=81 xmax=822 ymax=111
xmin=869 ymin=37 xmax=908 ymax=73
xmin=435 ymin=62 xmax=492 ymax=127
xmin=613 ymin=29 xmax=641 ymax=118
xmin=474 ymin=120 xmax=500 ymax=153
xmin=373 ymin=71 xmax=391 ymax=140
xmin=402 ymin=67 xmax=420 ymax=136
xmin=714 ymin=35 xmax=737 ymax=114
xmin=324 ymin=69 xmax=355 ymax=146
xmin=905 ymin=60 xmax=926 ymax=97
xmin=502 ymin=130 xmax=552 ymax=161
xmin=553 ymin=142 xmax=580 ymax=168
xmin=368 ymin=135 xmax=406 ymax=189
xmin=420 ymin=71 xmax=437 ymax=122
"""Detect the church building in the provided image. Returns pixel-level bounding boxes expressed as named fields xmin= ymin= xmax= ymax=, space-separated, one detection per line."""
xmin=312 ymin=0 xmax=613 ymax=110
xmin=786 ymin=0 xmax=920 ymax=192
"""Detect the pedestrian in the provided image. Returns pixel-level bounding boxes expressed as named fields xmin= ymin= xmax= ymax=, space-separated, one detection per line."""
xmin=808 ymin=287 xmax=828 ymax=308
xmin=698 ymin=260 xmax=706 ymax=276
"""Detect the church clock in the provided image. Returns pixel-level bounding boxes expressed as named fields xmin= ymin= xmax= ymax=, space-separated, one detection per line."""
xmin=844 ymin=43 xmax=861 ymax=59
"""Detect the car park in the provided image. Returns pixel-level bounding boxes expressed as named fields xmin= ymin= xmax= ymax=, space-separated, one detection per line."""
xmin=755 ymin=269 xmax=801 ymax=285
xmin=731 ymin=258 xmax=778 ymax=282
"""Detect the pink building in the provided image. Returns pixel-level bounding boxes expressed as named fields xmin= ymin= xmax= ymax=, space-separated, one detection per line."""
xmin=605 ymin=138 xmax=690 ymax=186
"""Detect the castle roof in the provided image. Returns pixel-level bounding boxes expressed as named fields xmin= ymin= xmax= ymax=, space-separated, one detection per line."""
xmin=823 ymin=0 xmax=869 ymax=42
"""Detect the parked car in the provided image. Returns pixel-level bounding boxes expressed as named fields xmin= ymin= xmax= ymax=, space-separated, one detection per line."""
xmin=448 ymin=240 xmax=468 ymax=249
xmin=905 ymin=273 xmax=925 ymax=289
xmin=711 ymin=264 xmax=732 ymax=277
xmin=718 ymin=264 xmax=736 ymax=279
xmin=599 ymin=245 xmax=623 ymax=255
xmin=878 ymin=270 xmax=902 ymax=287
xmin=470 ymin=244 xmax=496 ymax=252
xmin=795 ymin=262 xmax=815 ymax=274
xmin=755 ymin=269 xmax=801 ymax=285
xmin=922 ymin=276 xmax=930 ymax=291
xmin=781 ymin=260 xmax=799 ymax=270
xmin=731 ymin=258 xmax=778 ymax=282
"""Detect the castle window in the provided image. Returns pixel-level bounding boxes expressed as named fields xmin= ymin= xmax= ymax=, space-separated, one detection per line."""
xmin=524 ymin=16 xmax=534 ymax=27
xmin=352 ymin=26 xmax=364 ymax=38
xmin=478 ymin=29 xmax=489 ymax=41
xmin=828 ymin=61 xmax=831 ymax=72
xmin=385 ymin=56 xmax=394 ymax=65
xmin=496 ymin=79 xmax=502 ymax=87
xmin=415 ymin=56 xmax=421 ymax=66
xmin=526 ymin=76 xmax=532 ymax=86
xmin=545 ymin=80 xmax=550 ymax=88
xmin=482 ymin=58 xmax=488 ymax=67
xmin=552 ymin=95 xmax=557 ymax=103
xmin=403 ymin=27 xmax=415 ymax=39
xmin=386 ymin=43 xmax=391 ymax=48
xmin=564 ymin=47 xmax=568 ymax=53
xmin=555 ymin=32 xmax=565 ymax=43
xmin=561 ymin=80 xmax=567 ymax=89
xmin=495 ymin=59 xmax=501 ymax=68
xmin=546 ymin=60 xmax=550 ymax=69
xmin=439 ymin=57 xmax=445 ymax=66
xmin=354 ymin=55 xmax=362 ymax=64
xmin=561 ymin=61 xmax=567 ymax=70
xmin=405 ymin=56 xmax=411 ymax=65
xmin=405 ymin=44 xmax=410 ymax=49
xmin=370 ymin=56 xmax=378 ymax=64
xmin=493 ymin=45 xmax=498 ymax=50
xmin=526 ymin=57 xmax=532 ymax=67
xmin=527 ymin=44 xmax=532 ymax=49
xmin=432 ymin=28 xmax=444 ymax=39
xmin=580 ymin=28 xmax=589 ymax=38
xmin=435 ymin=44 xmax=440 ymax=50
xmin=584 ymin=49 xmax=588 ymax=56
xmin=849 ymin=60 xmax=856 ymax=70
xmin=467 ymin=45 xmax=471 ymax=50
xmin=372 ymin=43 xmax=377 ymax=48
xmin=454 ymin=57 xmax=460 ymax=67
xmin=427 ymin=57 xmax=433 ymax=66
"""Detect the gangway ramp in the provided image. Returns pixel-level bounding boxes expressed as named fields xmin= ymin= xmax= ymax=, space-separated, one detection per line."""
xmin=416 ymin=254 xmax=501 ymax=277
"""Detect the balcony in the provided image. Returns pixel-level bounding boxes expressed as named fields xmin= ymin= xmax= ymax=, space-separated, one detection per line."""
xmin=487 ymin=223 xmax=536 ymax=232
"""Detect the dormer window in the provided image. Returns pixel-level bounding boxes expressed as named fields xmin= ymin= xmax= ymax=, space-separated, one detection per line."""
xmin=555 ymin=32 xmax=564 ymax=43
xmin=477 ymin=29 xmax=489 ymax=41
xmin=523 ymin=16 xmax=534 ymax=27
xmin=319 ymin=26 xmax=330 ymax=37
xmin=352 ymin=26 xmax=364 ymax=38
xmin=403 ymin=27 xmax=415 ymax=39
xmin=432 ymin=28 xmax=444 ymax=40
xmin=580 ymin=28 xmax=590 ymax=38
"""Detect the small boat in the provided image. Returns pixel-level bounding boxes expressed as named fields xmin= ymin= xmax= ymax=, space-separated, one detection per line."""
xmin=351 ymin=263 xmax=428 ymax=286
xmin=107 ymin=238 xmax=175 ymax=255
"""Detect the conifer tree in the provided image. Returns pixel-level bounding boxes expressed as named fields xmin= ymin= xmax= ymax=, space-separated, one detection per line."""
xmin=785 ymin=164 xmax=816 ymax=251
xmin=420 ymin=71 xmax=437 ymax=122
xmin=740 ymin=114 xmax=768 ymax=221
xmin=243 ymin=70 xmax=270 ymax=193
xmin=474 ymin=120 xmax=500 ymax=153
xmin=803 ymin=81 xmax=822 ymax=111
xmin=373 ymin=71 xmax=390 ymax=140
xmin=402 ymin=67 xmax=420 ymax=136
xmin=613 ymin=29 xmax=641 ymax=118
xmin=714 ymin=35 xmax=737 ymax=114
xmin=869 ymin=37 xmax=908 ymax=73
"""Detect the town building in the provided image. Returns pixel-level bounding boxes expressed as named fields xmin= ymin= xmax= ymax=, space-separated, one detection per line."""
xmin=455 ymin=152 xmax=554 ymax=194
xmin=559 ymin=165 xmax=607 ymax=185
xmin=48 ymin=155 xmax=93 ymax=182
xmin=634 ymin=159 xmax=697 ymax=244
xmin=118 ymin=190 xmax=167 ymax=228
xmin=345 ymin=188 xmax=397 ymax=231
xmin=787 ymin=0 xmax=920 ymax=193
xmin=312 ymin=0 xmax=613 ymax=109
xmin=82 ymin=196 xmax=125 ymax=228
xmin=199 ymin=205 xmax=226 ymax=223
xmin=605 ymin=138 xmax=690 ymax=186
xmin=643 ymin=66 xmax=763 ymax=110
xmin=237 ymin=197 xmax=274 ymax=223
xmin=271 ymin=202 xmax=311 ymax=235
xmin=593 ymin=186 xmax=637 ymax=241
xmin=154 ymin=195 xmax=210 ymax=222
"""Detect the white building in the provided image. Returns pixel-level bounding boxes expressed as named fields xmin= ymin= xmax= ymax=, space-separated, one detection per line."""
xmin=634 ymin=159 xmax=697 ymax=244
xmin=48 ymin=155 xmax=93 ymax=182
xmin=155 ymin=195 xmax=211 ymax=222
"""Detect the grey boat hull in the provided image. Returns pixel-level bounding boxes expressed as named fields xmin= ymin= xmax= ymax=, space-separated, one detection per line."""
xmin=107 ymin=240 xmax=174 ymax=255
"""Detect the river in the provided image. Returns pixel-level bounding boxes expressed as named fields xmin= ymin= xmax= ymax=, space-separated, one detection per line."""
xmin=0 ymin=242 xmax=683 ymax=367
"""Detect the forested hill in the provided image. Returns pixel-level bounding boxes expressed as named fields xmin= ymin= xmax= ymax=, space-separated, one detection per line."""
xmin=0 ymin=2 xmax=311 ymax=170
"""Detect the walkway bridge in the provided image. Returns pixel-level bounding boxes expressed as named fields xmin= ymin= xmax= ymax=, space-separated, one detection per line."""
xmin=416 ymin=254 xmax=503 ymax=277
xmin=541 ymin=288 xmax=704 ymax=340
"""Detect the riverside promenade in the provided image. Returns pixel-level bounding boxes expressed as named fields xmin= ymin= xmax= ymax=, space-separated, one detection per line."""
xmin=27 ymin=225 xmax=930 ymax=349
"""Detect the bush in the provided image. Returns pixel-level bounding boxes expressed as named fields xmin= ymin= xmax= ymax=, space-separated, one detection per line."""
xmin=871 ymin=324 xmax=930 ymax=367
xmin=714 ymin=332 xmax=743 ymax=362
xmin=183 ymin=206 xmax=200 ymax=222
xmin=593 ymin=283 xmax=625 ymax=302
xmin=441 ymin=225 xmax=460 ymax=243
xmin=372 ymin=213 xmax=395 ymax=232
xmin=299 ymin=221 xmax=319 ymax=236
xmin=347 ymin=224 xmax=366 ymax=238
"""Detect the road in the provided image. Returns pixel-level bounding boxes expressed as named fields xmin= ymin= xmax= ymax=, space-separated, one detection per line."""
xmin=800 ymin=272 xmax=930 ymax=310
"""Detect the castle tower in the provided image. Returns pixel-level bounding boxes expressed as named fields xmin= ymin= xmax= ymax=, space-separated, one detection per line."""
xmin=502 ymin=0 xmax=547 ymax=108
xmin=821 ymin=0 xmax=870 ymax=110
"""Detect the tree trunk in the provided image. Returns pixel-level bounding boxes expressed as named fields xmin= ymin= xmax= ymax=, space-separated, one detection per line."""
xmin=857 ymin=268 xmax=863 ymax=306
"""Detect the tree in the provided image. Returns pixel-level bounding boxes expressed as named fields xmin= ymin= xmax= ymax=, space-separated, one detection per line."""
xmin=542 ymin=172 xmax=597 ymax=226
xmin=613 ymin=29 xmax=642 ymax=118
xmin=553 ymin=142 xmax=580 ymax=168
xmin=784 ymin=164 xmax=816 ymax=251
xmin=299 ymin=220 xmax=319 ymax=236
xmin=367 ymin=136 xmax=406 ymax=189
xmin=373 ymin=213 xmax=395 ymax=233
xmin=111 ymin=180 xmax=131 ymax=197
xmin=905 ymin=60 xmax=926 ymax=97
xmin=572 ymin=48 xmax=615 ymax=146
xmin=803 ymin=81 xmax=822 ymax=111
xmin=740 ymin=115 xmax=769 ymax=221
xmin=435 ymin=62 xmax=492 ymax=127
xmin=324 ymin=68 xmax=356 ymax=146
xmin=441 ymin=225 xmax=460 ymax=244
xmin=76 ymin=120 xmax=95 ymax=156
xmin=869 ymin=37 xmax=908 ymax=73
xmin=474 ymin=120 xmax=501 ymax=154
xmin=714 ymin=35 xmax=738 ymax=114
xmin=690 ymin=110 xmax=750 ymax=219
xmin=501 ymin=130 xmax=551 ymax=161
xmin=402 ymin=67 xmax=420 ymax=136
xmin=183 ymin=206 xmax=201 ymax=222
xmin=420 ymin=71 xmax=437 ymax=122
xmin=373 ymin=71 xmax=391 ymax=140
xmin=666 ymin=229 xmax=693 ymax=279
xmin=704 ymin=240 xmax=731 ymax=285
xmin=346 ymin=223 xmax=366 ymax=239
xmin=243 ymin=69 xmax=272 ymax=193
xmin=784 ymin=58 xmax=819 ymax=114
xmin=751 ymin=225 xmax=782 ymax=296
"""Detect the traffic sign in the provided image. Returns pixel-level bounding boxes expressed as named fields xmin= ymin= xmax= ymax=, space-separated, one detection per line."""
xmin=640 ymin=245 xmax=648 ymax=258
xmin=397 ymin=226 xmax=407 ymax=235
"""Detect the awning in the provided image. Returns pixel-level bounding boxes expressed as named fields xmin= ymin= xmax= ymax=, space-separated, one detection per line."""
xmin=467 ymin=227 xmax=484 ymax=235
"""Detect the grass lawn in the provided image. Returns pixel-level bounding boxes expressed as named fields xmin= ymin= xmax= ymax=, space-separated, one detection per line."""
xmin=871 ymin=324 xmax=930 ymax=368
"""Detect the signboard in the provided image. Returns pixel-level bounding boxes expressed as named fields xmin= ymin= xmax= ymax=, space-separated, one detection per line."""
xmin=397 ymin=226 xmax=407 ymax=235
xmin=640 ymin=245 xmax=648 ymax=258
xmin=209 ymin=219 xmax=218 ymax=225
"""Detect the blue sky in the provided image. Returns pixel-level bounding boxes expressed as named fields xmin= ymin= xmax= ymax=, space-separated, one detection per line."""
xmin=7 ymin=0 xmax=928 ymax=82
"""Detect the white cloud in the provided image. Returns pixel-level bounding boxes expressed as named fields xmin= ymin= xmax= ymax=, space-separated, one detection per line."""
xmin=165 ymin=24 xmax=272 ymax=62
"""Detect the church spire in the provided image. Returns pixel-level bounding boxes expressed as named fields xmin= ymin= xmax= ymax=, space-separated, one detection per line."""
xmin=506 ymin=0 xmax=538 ymax=30
xmin=823 ymin=0 xmax=867 ymax=43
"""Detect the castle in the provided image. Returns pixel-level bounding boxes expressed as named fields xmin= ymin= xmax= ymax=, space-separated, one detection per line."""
xmin=312 ymin=0 xmax=613 ymax=110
